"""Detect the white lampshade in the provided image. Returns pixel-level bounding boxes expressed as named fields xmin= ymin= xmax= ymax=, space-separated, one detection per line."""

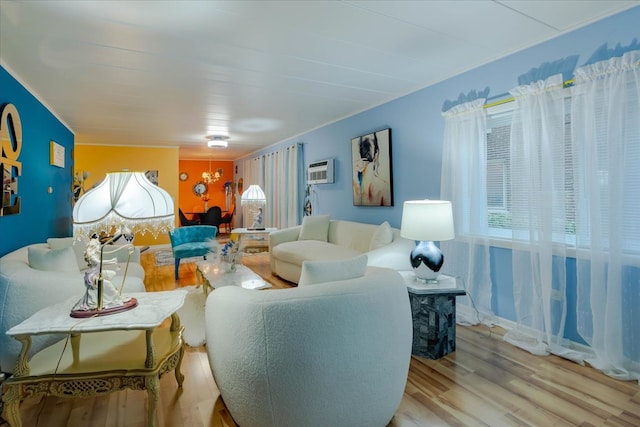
xmin=241 ymin=184 xmax=266 ymax=229
xmin=400 ymin=200 xmax=455 ymax=242
xmin=241 ymin=184 xmax=266 ymax=205
xmin=73 ymin=171 xmax=175 ymax=239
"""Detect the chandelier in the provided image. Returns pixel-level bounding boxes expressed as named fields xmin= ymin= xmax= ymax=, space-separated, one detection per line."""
xmin=202 ymin=159 xmax=223 ymax=184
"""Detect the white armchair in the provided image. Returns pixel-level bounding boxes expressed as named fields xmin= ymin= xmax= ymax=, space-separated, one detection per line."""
xmin=204 ymin=266 xmax=412 ymax=427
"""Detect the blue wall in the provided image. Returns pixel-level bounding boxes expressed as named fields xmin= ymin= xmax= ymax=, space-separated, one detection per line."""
xmin=0 ymin=67 xmax=75 ymax=256
xmin=237 ymin=6 xmax=640 ymax=342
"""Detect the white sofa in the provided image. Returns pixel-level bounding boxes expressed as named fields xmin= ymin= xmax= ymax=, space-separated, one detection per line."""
xmin=205 ymin=258 xmax=412 ymax=427
xmin=269 ymin=216 xmax=414 ymax=283
xmin=0 ymin=238 xmax=146 ymax=374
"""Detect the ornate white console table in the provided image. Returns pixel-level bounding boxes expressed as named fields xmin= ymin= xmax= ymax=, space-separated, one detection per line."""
xmin=1 ymin=290 xmax=187 ymax=427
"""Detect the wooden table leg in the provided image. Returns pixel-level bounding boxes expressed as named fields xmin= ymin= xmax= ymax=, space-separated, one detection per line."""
xmin=175 ymin=344 xmax=185 ymax=387
xmin=13 ymin=335 xmax=31 ymax=377
xmin=145 ymin=329 xmax=155 ymax=369
xmin=145 ymin=375 xmax=160 ymax=427
xmin=2 ymin=384 xmax=22 ymax=427
xmin=170 ymin=313 xmax=185 ymax=387
xmin=71 ymin=333 xmax=81 ymax=364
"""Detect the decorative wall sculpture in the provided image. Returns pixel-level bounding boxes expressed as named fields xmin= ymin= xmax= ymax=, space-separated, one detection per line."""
xmin=0 ymin=103 xmax=22 ymax=216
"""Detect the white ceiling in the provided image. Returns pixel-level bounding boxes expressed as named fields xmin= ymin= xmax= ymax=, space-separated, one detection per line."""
xmin=1 ymin=0 xmax=637 ymax=161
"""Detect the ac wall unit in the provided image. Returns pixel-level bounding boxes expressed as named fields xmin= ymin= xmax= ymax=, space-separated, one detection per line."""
xmin=307 ymin=159 xmax=334 ymax=184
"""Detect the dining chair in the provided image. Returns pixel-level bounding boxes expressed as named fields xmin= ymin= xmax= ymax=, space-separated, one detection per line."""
xmin=179 ymin=208 xmax=199 ymax=226
xmin=200 ymin=206 xmax=222 ymax=229
xmin=219 ymin=204 xmax=235 ymax=233
xmin=191 ymin=204 xmax=205 ymax=221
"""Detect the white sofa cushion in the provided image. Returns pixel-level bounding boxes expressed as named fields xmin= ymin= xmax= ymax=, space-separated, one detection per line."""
xmin=369 ymin=221 xmax=393 ymax=250
xmin=47 ymin=237 xmax=87 ymax=269
xmin=274 ymin=240 xmax=360 ymax=266
xmin=298 ymin=214 xmax=330 ymax=241
xmin=28 ymin=246 xmax=80 ymax=272
xmin=327 ymin=220 xmax=378 ymax=253
xmin=298 ymin=254 xmax=368 ymax=286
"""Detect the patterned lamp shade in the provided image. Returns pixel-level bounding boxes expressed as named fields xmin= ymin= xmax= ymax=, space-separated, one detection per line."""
xmin=73 ymin=171 xmax=174 ymax=239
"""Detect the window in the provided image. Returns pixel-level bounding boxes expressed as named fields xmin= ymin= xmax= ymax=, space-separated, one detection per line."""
xmin=486 ymin=106 xmax=513 ymax=233
xmin=485 ymin=102 xmax=577 ymax=244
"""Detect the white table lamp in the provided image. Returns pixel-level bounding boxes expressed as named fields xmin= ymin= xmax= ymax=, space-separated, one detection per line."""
xmin=72 ymin=171 xmax=175 ymax=315
xmin=400 ymin=200 xmax=455 ymax=283
xmin=241 ymin=184 xmax=266 ymax=229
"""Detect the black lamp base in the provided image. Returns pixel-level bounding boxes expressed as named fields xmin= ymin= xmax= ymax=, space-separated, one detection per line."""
xmin=410 ymin=240 xmax=444 ymax=282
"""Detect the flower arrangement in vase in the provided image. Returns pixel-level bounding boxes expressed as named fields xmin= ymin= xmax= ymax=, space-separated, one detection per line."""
xmin=201 ymin=193 xmax=210 ymax=210
xmin=219 ymin=239 xmax=241 ymax=272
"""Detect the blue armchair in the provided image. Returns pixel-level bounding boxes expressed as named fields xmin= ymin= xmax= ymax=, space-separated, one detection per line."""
xmin=168 ymin=225 xmax=218 ymax=279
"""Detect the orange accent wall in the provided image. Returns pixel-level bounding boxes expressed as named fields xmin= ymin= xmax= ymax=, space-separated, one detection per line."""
xmin=74 ymin=145 xmax=178 ymax=246
xmin=178 ymin=160 xmax=234 ymax=217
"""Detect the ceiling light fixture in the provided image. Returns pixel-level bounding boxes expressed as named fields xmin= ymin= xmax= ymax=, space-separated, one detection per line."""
xmin=207 ymin=135 xmax=229 ymax=148
xmin=202 ymin=159 xmax=223 ymax=184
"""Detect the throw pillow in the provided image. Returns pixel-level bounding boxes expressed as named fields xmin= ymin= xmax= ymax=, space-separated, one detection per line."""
xmin=369 ymin=221 xmax=393 ymax=251
xmin=298 ymin=215 xmax=330 ymax=242
xmin=46 ymin=237 xmax=74 ymax=249
xmin=298 ymin=254 xmax=368 ymax=286
xmin=28 ymin=246 xmax=80 ymax=272
xmin=48 ymin=237 xmax=88 ymax=269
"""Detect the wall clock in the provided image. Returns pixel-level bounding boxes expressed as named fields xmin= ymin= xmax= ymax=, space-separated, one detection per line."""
xmin=193 ymin=181 xmax=208 ymax=196
xmin=179 ymin=172 xmax=188 ymax=181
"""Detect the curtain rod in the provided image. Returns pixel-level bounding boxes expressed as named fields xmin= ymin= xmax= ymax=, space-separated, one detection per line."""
xmin=484 ymin=78 xmax=576 ymax=109
xmin=483 ymin=55 xmax=640 ymax=109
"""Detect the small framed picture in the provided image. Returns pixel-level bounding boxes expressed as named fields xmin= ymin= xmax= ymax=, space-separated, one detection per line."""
xmin=50 ymin=141 xmax=65 ymax=168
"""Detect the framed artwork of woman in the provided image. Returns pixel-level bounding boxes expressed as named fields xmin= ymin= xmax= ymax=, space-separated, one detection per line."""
xmin=351 ymin=128 xmax=393 ymax=206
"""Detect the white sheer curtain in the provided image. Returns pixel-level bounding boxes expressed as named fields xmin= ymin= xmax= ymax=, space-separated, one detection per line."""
xmin=242 ymin=143 xmax=303 ymax=228
xmin=242 ymin=156 xmax=264 ymax=190
xmin=503 ymin=74 xmax=576 ymax=357
xmin=440 ymin=99 xmax=495 ymax=325
xmin=571 ymin=50 xmax=640 ymax=380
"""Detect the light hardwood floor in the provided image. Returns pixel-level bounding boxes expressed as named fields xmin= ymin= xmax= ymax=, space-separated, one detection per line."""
xmin=4 ymin=249 xmax=639 ymax=427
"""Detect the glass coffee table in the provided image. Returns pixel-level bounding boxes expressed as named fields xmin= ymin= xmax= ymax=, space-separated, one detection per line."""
xmin=196 ymin=262 xmax=271 ymax=297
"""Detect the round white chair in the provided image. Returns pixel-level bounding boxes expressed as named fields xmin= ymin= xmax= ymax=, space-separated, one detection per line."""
xmin=204 ymin=266 xmax=412 ymax=427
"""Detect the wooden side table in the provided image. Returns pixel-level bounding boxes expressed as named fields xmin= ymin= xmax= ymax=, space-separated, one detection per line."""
xmin=1 ymin=291 xmax=187 ymax=427
xmin=401 ymin=272 xmax=466 ymax=359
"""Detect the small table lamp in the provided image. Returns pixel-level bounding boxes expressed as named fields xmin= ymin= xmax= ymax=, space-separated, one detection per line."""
xmin=72 ymin=171 xmax=175 ymax=316
xmin=400 ymin=200 xmax=455 ymax=283
xmin=241 ymin=184 xmax=266 ymax=230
